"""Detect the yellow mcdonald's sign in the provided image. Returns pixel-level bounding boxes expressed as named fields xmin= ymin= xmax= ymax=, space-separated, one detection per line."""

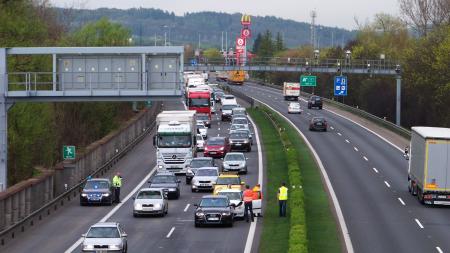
xmin=241 ymin=14 xmax=251 ymax=25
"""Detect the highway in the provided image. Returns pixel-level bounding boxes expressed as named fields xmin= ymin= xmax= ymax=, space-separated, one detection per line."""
xmin=227 ymin=81 xmax=450 ymax=253
xmin=3 ymin=99 xmax=262 ymax=253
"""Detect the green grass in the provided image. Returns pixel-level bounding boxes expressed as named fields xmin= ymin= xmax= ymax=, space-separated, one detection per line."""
xmin=248 ymin=108 xmax=290 ymax=253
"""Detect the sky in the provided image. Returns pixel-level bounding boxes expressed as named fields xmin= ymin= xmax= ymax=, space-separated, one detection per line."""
xmin=51 ymin=0 xmax=400 ymax=30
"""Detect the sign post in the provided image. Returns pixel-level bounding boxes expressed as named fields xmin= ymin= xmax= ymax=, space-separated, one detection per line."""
xmin=63 ymin=145 xmax=76 ymax=160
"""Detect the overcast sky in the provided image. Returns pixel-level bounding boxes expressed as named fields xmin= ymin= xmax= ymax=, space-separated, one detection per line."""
xmin=51 ymin=0 xmax=400 ymax=30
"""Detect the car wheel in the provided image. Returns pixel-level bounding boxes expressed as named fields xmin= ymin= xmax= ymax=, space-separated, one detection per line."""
xmin=191 ymin=188 xmax=195 ymax=193
xmin=195 ymin=222 xmax=200 ymax=228
xmin=186 ymin=179 xmax=191 ymax=184
xmin=324 ymin=128 xmax=327 ymax=132
xmin=165 ymin=207 xmax=168 ymax=215
xmin=133 ymin=213 xmax=138 ymax=218
xmin=228 ymin=221 xmax=234 ymax=227
xmin=247 ymin=146 xmax=251 ymax=152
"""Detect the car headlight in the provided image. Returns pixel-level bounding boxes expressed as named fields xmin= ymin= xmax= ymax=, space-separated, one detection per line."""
xmin=220 ymin=147 xmax=224 ymax=150
xmin=169 ymin=188 xmax=176 ymax=191
xmin=109 ymin=245 xmax=121 ymax=250
xmin=154 ymin=203 xmax=162 ymax=209
xmin=187 ymin=169 xmax=193 ymax=174
xmin=81 ymin=193 xmax=87 ymax=197
xmin=243 ymin=140 xmax=249 ymax=143
xmin=134 ymin=203 xmax=142 ymax=210
xmin=102 ymin=193 xmax=110 ymax=197
xmin=158 ymin=165 xmax=163 ymax=169
xmin=222 ymin=212 xmax=231 ymax=216
xmin=196 ymin=212 xmax=205 ymax=217
xmin=83 ymin=244 xmax=94 ymax=250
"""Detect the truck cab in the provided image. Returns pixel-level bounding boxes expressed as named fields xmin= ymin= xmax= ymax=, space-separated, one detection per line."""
xmin=188 ymin=86 xmax=212 ymax=121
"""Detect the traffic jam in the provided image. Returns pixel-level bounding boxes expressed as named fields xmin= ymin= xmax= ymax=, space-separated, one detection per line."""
xmin=76 ymin=71 xmax=262 ymax=252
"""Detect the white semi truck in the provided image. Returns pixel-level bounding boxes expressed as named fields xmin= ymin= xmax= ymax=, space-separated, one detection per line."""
xmin=154 ymin=111 xmax=197 ymax=174
xmin=283 ymin=82 xmax=300 ymax=101
xmin=408 ymin=127 xmax=450 ymax=205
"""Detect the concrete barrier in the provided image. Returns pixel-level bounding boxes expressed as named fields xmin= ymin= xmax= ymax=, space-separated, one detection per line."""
xmin=0 ymin=103 xmax=161 ymax=244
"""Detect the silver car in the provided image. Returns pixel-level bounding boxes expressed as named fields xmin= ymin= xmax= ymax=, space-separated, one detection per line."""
xmin=222 ymin=152 xmax=248 ymax=174
xmin=218 ymin=189 xmax=244 ymax=218
xmin=231 ymin=117 xmax=249 ymax=126
xmin=82 ymin=222 xmax=127 ymax=252
xmin=196 ymin=134 xmax=205 ymax=151
xmin=133 ymin=188 xmax=168 ymax=217
xmin=191 ymin=167 xmax=219 ymax=192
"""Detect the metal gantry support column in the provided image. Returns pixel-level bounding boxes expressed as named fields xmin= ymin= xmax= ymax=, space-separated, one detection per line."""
xmin=396 ymin=75 xmax=402 ymax=126
xmin=0 ymin=49 xmax=7 ymax=191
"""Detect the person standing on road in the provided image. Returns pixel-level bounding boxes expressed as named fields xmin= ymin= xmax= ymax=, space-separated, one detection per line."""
xmin=243 ymin=185 xmax=255 ymax=222
xmin=278 ymin=182 xmax=288 ymax=217
xmin=252 ymin=184 xmax=263 ymax=217
xmin=112 ymin=172 xmax=122 ymax=203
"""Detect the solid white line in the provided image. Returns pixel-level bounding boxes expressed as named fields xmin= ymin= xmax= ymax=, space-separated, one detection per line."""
xmin=363 ymin=156 xmax=368 ymax=161
xmin=398 ymin=198 xmax=406 ymax=206
xmin=250 ymin=98 xmax=354 ymax=253
xmin=345 ymin=139 xmax=350 ymax=143
xmin=354 ymin=147 xmax=359 ymax=152
xmin=65 ymin=166 xmax=157 ymax=253
xmin=183 ymin=204 xmax=190 ymax=212
xmin=337 ymin=132 xmax=342 ymax=136
xmin=373 ymin=167 xmax=379 ymax=173
xmin=436 ymin=246 xmax=443 ymax=253
xmin=244 ymin=114 xmax=263 ymax=253
xmin=166 ymin=227 xmax=176 ymax=238
xmin=415 ymin=218 xmax=424 ymax=229
xmin=384 ymin=181 xmax=391 ymax=188
xmin=182 ymin=101 xmax=188 ymax=110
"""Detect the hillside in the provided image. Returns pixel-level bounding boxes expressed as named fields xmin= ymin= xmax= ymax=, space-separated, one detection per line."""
xmin=57 ymin=8 xmax=356 ymax=49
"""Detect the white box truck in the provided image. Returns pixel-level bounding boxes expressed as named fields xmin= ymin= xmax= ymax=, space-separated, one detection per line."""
xmin=283 ymin=82 xmax=300 ymax=101
xmin=408 ymin=127 xmax=450 ymax=205
xmin=154 ymin=111 xmax=197 ymax=174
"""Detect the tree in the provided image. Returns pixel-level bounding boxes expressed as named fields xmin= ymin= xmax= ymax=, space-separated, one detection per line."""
xmin=70 ymin=17 xmax=131 ymax=46
xmin=253 ymin=33 xmax=262 ymax=53
xmin=275 ymin=32 xmax=285 ymax=51
xmin=203 ymin=48 xmax=222 ymax=60
xmin=399 ymin=0 xmax=450 ymax=36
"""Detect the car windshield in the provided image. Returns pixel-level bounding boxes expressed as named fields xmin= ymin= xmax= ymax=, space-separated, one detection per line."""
xmin=86 ymin=227 xmax=120 ymax=238
xmin=196 ymin=169 xmax=218 ymax=177
xmin=216 ymin=177 xmax=241 ymax=185
xmin=200 ymin=198 xmax=228 ymax=207
xmin=137 ymin=191 xmax=162 ymax=199
xmin=224 ymin=96 xmax=235 ymax=100
xmin=232 ymin=118 xmax=247 ymax=125
xmin=151 ymin=175 xmax=176 ymax=183
xmin=197 ymin=115 xmax=209 ymax=121
xmin=219 ymin=192 xmax=242 ymax=201
xmin=158 ymin=135 xmax=192 ymax=148
xmin=191 ymin=159 xmax=213 ymax=168
xmin=225 ymin=154 xmax=245 ymax=161
xmin=84 ymin=181 xmax=109 ymax=190
xmin=222 ymin=104 xmax=238 ymax=110
xmin=231 ymin=124 xmax=246 ymax=130
xmin=230 ymin=132 xmax=248 ymax=139
xmin=207 ymin=138 xmax=224 ymax=146
xmin=313 ymin=118 xmax=325 ymax=123
xmin=196 ymin=134 xmax=203 ymax=140
xmin=197 ymin=124 xmax=205 ymax=129
xmin=312 ymin=97 xmax=321 ymax=101
xmin=189 ymin=98 xmax=210 ymax=107
xmin=290 ymin=103 xmax=300 ymax=108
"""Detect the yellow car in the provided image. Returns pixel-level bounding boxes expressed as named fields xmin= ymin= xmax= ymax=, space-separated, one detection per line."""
xmin=213 ymin=173 xmax=245 ymax=195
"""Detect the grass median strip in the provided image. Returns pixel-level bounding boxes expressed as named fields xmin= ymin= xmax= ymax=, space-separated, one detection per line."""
xmin=249 ymin=106 xmax=340 ymax=253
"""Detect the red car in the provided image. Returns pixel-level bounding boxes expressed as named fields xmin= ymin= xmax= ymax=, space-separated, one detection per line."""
xmin=203 ymin=137 xmax=231 ymax=158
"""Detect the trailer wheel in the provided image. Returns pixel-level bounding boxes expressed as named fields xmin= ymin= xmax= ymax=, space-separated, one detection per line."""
xmin=417 ymin=188 xmax=425 ymax=204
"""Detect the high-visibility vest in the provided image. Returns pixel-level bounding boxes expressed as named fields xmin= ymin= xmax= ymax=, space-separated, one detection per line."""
xmin=252 ymin=186 xmax=262 ymax=200
xmin=243 ymin=189 xmax=254 ymax=203
xmin=113 ymin=176 xmax=122 ymax=187
xmin=278 ymin=186 xmax=288 ymax=200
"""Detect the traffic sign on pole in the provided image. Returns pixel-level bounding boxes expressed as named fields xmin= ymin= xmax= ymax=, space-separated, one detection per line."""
xmin=334 ymin=76 xmax=348 ymax=96
xmin=236 ymin=37 xmax=246 ymax=47
xmin=300 ymin=75 xmax=317 ymax=86
xmin=241 ymin=28 xmax=251 ymax=38
xmin=63 ymin=145 xmax=76 ymax=160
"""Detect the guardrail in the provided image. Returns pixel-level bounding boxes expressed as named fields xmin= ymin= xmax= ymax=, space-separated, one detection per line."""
xmin=0 ymin=102 xmax=161 ymax=246
xmin=246 ymin=79 xmax=411 ymax=139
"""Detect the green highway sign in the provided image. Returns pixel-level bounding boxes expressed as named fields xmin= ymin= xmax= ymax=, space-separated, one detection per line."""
xmin=63 ymin=145 xmax=76 ymax=160
xmin=300 ymin=75 xmax=317 ymax=87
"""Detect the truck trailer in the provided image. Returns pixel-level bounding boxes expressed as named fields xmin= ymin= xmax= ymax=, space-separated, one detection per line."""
xmin=408 ymin=127 xmax=450 ymax=205
xmin=283 ymin=82 xmax=300 ymax=101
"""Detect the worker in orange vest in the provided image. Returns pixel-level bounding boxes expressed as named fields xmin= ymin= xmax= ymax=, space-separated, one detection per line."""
xmin=243 ymin=184 xmax=255 ymax=222
xmin=252 ymin=184 xmax=263 ymax=217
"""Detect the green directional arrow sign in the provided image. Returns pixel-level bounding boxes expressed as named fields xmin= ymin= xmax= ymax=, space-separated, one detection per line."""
xmin=300 ymin=75 xmax=317 ymax=87
xmin=63 ymin=145 xmax=76 ymax=160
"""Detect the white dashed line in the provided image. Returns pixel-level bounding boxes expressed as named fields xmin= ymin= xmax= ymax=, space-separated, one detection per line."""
xmin=217 ymin=134 xmax=220 ymax=137
xmin=384 ymin=181 xmax=391 ymax=188
xmin=354 ymin=147 xmax=359 ymax=152
xmin=363 ymin=156 xmax=368 ymax=161
xmin=307 ymin=112 xmax=311 ymax=115
xmin=345 ymin=139 xmax=350 ymax=143
xmin=183 ymin=204 xmax=190 ymax=212
xmin=372 ymin=167 xmax=379 ymax=173
xmin=337 ymin=132 xmax=342 ymax=136
xmin=218 ymin=128 xmax=221 ymax=131
xmin=166 ymin=227 xmax=176 ymax=238
xmin=436 ymin=247 xmax=443 ymax=253
xmin=330 ymin=126 xmax=334 ymax=130
xmin=398 ymin=198 xmax=406 ymax=206
xmin=415 ymin=219 xmax=424 ymax=229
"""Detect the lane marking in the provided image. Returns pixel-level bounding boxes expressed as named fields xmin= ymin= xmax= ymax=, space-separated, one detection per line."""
xmin=166 ymin=227 xmax=175 ymax=238
xmin=65 ymin=166 xmax=157 ymax=253
xmin=363 ymin=156 xmax=368 ymax=161
xmin=398 ymin=198 xmax=406 ymax=206
xmin=330 ymin=126 xmax=334 ymax=130
xmin=384 ymin=181 xmax=391 ymax=188
xmin=218 ymin=128 xmax=221 ymax=131
xmin=415 ymin=218 xmax=424 ymax=229
xmin=249 ymin=97 xmax=354 ymax=253
xmin=373 ymin=167 xmax=379 ymax=173
xmin=436 ymin=247 xmax=443 ymax=253
xmin=345 ymin=139 xmax=350 ymax=143
xmin=307 ymin=112 xmax=311 ymax=115
xmin=244 ymin=114 xmax=263 ymax=253
xmin=353 ymin=147 xmax=359 ymax=152
xmin=183 ymin=204 xmax=190 ymax=212
xmin=337 ymin=132 xmax=342 ymax=136
xmin=182 ymin=101 xmax=188 ymax=110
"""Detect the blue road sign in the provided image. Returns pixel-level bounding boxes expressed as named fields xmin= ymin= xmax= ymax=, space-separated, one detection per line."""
xmin=190 ymin=59 xmax=197 ymax=66
xmin=334 ymin=76 xmax=348 ymax=96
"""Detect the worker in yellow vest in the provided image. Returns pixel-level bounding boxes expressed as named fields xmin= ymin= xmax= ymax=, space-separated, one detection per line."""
xmin=112 ymin=172 xmax=122 ymax=203
xmin=277 ymin=182 xmax=288 ymax=217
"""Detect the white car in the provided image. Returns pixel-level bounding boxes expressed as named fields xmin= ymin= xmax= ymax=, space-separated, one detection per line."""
xmin=218 ymin=189 xmax=244 ymax=218
xmin=82 ymin=222 xmax=127 ymax=252
xmin=196 ymin=122 xmax=208 ymax=139
xmin=229 ymin=123 xmax=249 ymax=133
xmin=133 ymin=188 xmax=168 ymax=217
xmin=221 ymin=95 xmax=238 ymax=105
xmin=288 ymin=102 xmax=302 ymax=114
xmin=191 ymin=167 xmax=219 ymax=192
xmin=196 ymin=134 xmax=205 ymax=151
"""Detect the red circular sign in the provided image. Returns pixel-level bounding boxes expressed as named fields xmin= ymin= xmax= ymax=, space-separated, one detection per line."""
xmin=236 ymin=37 xmax=245 ymax=46
xmin=241 ymin=28 xmax=251 ymax=38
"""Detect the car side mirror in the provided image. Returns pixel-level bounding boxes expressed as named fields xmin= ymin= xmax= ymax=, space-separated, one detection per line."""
xmin=163 ymin=193 xmax=168 ymax=199
xmin=147 ymin=181 xmax=151 ymax=184
xmin=230 ymin=203 xmax=236 ymax=208
xmin=81 ymin=233 xmax=86 ymax=237
xmin=132 ymin=197 xmax=135 ymax=200
xmin=241 ymin=181 xmax=245 ymax=185
xmin=122 ymin=233 xmax=128 ymax=237
xmin=177 ymin=179 xmax=181 ymax=183
xmin=193 ymin=204 xmax=199 ymax=207
xmin=246 ymin=158 xmax=248 ymax=160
